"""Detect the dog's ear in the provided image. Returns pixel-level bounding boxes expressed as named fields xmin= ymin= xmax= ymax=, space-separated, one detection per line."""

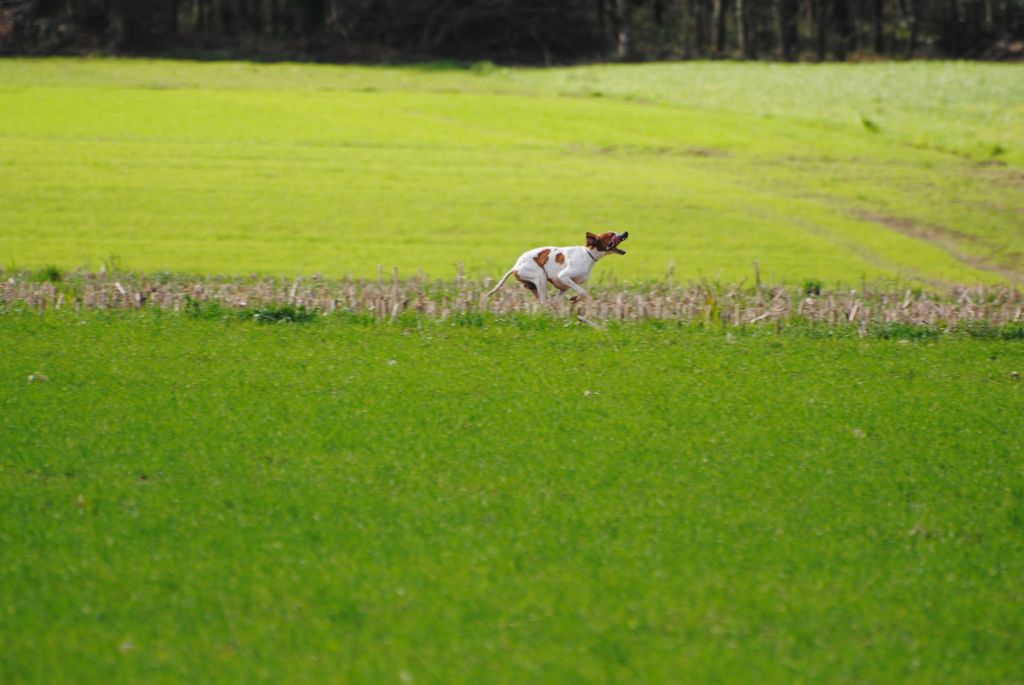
xmin=585 ymin=232 xmax=598 ymax=247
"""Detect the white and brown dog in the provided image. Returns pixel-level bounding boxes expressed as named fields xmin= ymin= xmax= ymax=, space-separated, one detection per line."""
xmin=485 ymin=231 xmax=629 ymax=304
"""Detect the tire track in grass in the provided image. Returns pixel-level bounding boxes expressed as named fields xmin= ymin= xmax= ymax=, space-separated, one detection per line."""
xmin=852 ymin=209 xmax=1024 ymax=283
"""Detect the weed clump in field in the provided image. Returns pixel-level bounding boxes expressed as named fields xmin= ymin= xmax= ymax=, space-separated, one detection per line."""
xmin=954 ymin=320 xmax=1024 ymax=341
xmin=241 ymin=304 xmax=317 ymax=324
xmin=803 ymin=278 xmax=824 ymax=296
xmin=999 ymin=323 xmax=1024 ymax=340
xmin=859 ymin=115 xmax=881 ymax=133
xmin=448 ymin=312 xmax=485 ymax=327
xmin=871 ymin=322 xmax=943 ymax=341
xmin=183 ymin=296 xmax=230 ymax=320
xmin=869 ymin=321 xmax=1024 ymax=341
xmin=183 ymin=297 xmax=318 ymax=324
xmin=470 ymin=60 xmax=498 ymax=75
xmin=31 ymin=265 xmax=63 ymax=283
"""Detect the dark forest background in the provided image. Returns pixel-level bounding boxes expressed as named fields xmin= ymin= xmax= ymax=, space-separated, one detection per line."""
xmin=2 ymin=0 xmax=1022 ymax=63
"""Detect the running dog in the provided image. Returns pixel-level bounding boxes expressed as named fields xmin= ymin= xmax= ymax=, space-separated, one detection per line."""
xmin=485 ymin=231 xmax=629 ymax=304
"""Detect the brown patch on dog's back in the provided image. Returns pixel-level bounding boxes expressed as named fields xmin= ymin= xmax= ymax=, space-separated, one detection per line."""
xmin=555 ymin=252 xmax=565 ymax=265
xmin=533 ymin=249 xmax=551 ymax=268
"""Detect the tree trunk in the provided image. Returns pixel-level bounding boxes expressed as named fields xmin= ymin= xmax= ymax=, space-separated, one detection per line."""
xmin=247 ymin=0 xmax=260 ymax=32
xmin=711 ymin=0 xmax=726 ymax=54
xmin=693 ymin=0 xmax=707 ymax=56
xmin=904 ymin=0 xmax=918 ymax=58
xmin=209 ymin=0 xmax=222 ymax=33
xmin=947 ymin=0 xmax=965 ymax=54
xmin=302 ymin=0 xmax=325 ymax=35
xmin=835 ymin=0 xmax=851 ymax=60
xmin=169 ymin=0 xmax=179 ymax=36
xmin=774 ymin=0 xmax=797 ymax=60
xmin=269 ymin=0 xmax=280 ymax=35
xmin=873 ymin=0 xmax=884 ymax=54
xmin=261 ymin=0 xmax=273 ymax=34
xmin=773 ymin=0 xmax=783 ymax=58
xmin=106 ymin=0 xmax=124 ymax=46
xmin=678 ymin=0 xmax=692 ymax=58
xmin=327 ymin=0 xmax=342 ymax=33
xmin=648 ymin=0 xmax=666 ymax=57
xmin=901 ymin=0 xmax=925 ymax=57
xmin=815 ymin=0 xmax=828 ymax=60
xmin=615 ymin=0 xmax=631 ymax=59
xmin=736 ymin=0 xmax=749 ymax=57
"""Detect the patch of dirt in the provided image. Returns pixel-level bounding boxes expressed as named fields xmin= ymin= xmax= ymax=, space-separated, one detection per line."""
xmin=853 ymin=209 xmax=1024 ymax=282
xmin=685 ymin=147 xmax=731 ymax=158
xmin=564 ymin=144 xmax=730 ymax=158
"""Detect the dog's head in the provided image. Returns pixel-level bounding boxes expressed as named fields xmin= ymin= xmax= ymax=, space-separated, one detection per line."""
xmin=586 ymin=231 xmax=629 ymax=255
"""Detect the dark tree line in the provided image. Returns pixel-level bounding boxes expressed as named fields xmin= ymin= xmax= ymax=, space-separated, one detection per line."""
xmin=1 ymin=0 xmax=1021 ymax=62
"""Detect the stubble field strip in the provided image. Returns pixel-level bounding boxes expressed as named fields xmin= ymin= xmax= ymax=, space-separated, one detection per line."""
xmin=4 ymin=269 xmax=1023 ymax=332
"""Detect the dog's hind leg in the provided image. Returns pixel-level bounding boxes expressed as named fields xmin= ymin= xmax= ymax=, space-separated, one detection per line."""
xmin=535 ymin=280 xmax=547 ymax=305
xmin=512 ymin=264 xmax=549 ymax=304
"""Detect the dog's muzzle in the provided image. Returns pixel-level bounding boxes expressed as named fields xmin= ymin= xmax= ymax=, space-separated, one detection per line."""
xmin=613 ymin=231 xmax=629 ymax=255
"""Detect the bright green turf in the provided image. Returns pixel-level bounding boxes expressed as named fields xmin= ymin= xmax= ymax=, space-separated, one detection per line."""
xmin=1 ymin=311 xmax=1023 ymax=683
xmin=1 ymin=59 xmax=1022 ymax=284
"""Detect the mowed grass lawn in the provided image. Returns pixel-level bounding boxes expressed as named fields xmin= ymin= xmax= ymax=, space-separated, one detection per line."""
xmin=2 ymin=312 xmax=1023 ymax=683
xmin=1 ymin=59 xmax=1022 ymax=284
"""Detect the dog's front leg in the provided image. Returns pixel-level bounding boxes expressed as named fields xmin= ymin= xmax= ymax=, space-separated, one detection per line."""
xmin=557 ymin=270 xmax=589 ymax=299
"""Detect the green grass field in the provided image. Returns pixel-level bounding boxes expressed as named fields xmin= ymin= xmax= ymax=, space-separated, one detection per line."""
xmin=3 ymin=58 xmax=1023 ymax=684
xmin=1 ymin=58 xmax=1022 ymax=284
xmin=1 ymin=311 xmax=1023 ymax=683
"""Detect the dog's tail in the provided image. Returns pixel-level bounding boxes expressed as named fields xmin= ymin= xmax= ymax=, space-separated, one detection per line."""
xmin=485 ymin=268 xmax=515 ymax=298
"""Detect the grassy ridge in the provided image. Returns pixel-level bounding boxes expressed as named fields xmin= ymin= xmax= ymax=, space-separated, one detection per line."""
xmin=3 ymin=59 xmax=1020 ymax=161
xmin=2 ymin=311 xmax=1023 ymax=683
xmin=1 ymin=59 xmax=1022 ymax=283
